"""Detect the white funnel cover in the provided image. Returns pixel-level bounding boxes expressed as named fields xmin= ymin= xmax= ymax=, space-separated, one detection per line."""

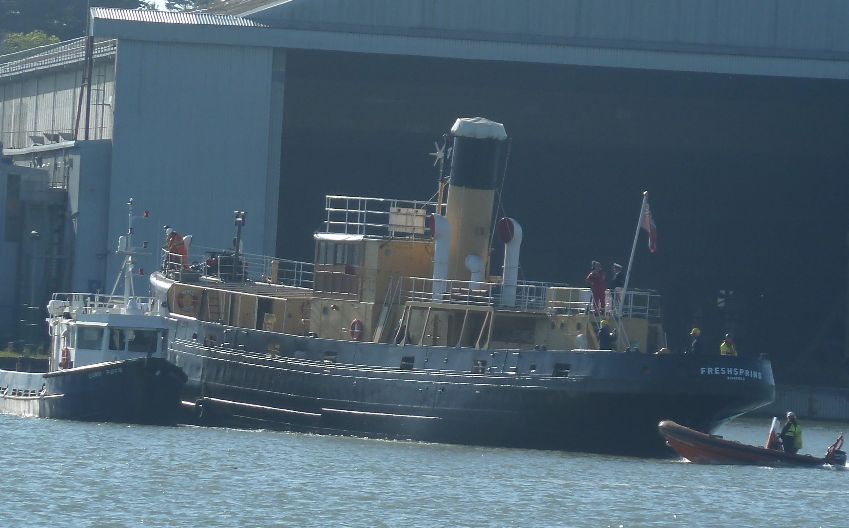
xmin=431 ymin=214 xmax=450 ymax=301
xmin=451 ymin=117 xmax=507 ymax=140
xmin=498 ymin=218 xmax=523 ymax=307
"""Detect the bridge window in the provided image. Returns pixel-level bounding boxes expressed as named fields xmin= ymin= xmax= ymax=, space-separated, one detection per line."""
xmin=317 ymin=241 xmax=361 ymax=266
xmin=109 ymin=328 xmax=126 ymax=351
xmin=77 ymin=327 xmax=104 ymax=350
xmin=127 ymin=330 xmax=159 ymax=353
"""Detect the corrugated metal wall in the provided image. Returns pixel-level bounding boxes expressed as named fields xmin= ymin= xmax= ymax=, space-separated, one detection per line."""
xmin=252 ymin=0 xmax=849 ymax=57
xmin=757 ymin=385 xmax=849 ymax=422
xmin=106 ymin=40 xmax=278 ymax=280
xmin=0 ymin=60 xmax=115 ymax=149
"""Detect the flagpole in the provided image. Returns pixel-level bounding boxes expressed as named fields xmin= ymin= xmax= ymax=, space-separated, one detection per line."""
xmin=619 ymin=191 xmax=648 ymax=317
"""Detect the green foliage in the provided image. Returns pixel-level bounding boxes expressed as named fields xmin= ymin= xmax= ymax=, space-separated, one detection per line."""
xmin=165 ymin=0 xmax=217 ymax=10
xmin=0 ymin=1 xmax=146 ymax=41
xmin=0 ymin=30 xmax=59 ymax=55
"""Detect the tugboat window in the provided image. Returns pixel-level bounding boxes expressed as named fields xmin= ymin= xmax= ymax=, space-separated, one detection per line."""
xmin=77 ymin=327 xmax=104 ymax=349
xmin=109 ymin=328 xmax=126 ymax=351
xmin=472 ymin=360 xmax=487 ymax=374
xmin=127 ymin=330 xmax=159 ymax=353
xmin=400 ymin=356 xmax=415 ymax=370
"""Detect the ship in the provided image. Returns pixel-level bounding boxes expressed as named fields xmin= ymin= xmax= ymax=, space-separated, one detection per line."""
xmin=0 ymin=199 xmax=187 ymax=424
xmin=150 ymin=117 xmax=774 ymax=455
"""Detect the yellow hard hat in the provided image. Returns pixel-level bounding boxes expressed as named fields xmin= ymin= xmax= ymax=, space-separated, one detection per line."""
xmin=690 ymin=327 xmax=701 ymax=336
xmin=600 ymin=320 xmax=609 ymax=327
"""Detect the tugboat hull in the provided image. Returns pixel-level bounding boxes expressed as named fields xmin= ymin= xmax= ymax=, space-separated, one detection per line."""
xmin=0 ymin=357 xmax=187 ymax=425
xmin=169 ymin=319 xmax=774 ymax=455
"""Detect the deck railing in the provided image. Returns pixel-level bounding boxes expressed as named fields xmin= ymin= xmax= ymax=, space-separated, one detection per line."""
xmin=322 ymin=195 xmax=438 ymax=239
xmin=50 ymin=292 xmax=156 ymax=315
xmin=401 ymin=277 xmax=662 ymax=319
xmin=160 ymin=246 xmax=314 ymax=288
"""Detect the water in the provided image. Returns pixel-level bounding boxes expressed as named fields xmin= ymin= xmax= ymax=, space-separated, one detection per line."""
xmin=3 ymin=414 xmax=847 ymax=527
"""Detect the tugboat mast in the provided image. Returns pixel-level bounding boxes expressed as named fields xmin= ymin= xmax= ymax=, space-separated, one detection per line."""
xmin=110 ymin=198 xmax=147 ymax=300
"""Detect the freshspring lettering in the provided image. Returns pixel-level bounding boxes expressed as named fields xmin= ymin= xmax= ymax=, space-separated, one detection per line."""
xmin=699 ymin=367 xmax=763 ymax=380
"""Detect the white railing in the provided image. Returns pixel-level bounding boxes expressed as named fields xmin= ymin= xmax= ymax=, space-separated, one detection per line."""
xmin=403 ymin=277 xmax=548 ymax=311
xmin=322 ymin=195 xmax=438 ymax=239
xmin=50 ymin=292 xmax=156 ymax=315
xmin=547 ymin=287 xmax=662 ymax=319
xmin=161 ymin=246 xmax=314 ymax=288
xmin=401 ymin=278 xmax=662 ymax=319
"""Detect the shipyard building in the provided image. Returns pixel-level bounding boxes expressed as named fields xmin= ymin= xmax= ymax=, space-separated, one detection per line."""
xmin=1 ymin=0 xmax=848 ymax=384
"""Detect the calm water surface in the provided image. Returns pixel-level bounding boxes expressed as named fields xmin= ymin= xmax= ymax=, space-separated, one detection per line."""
xmin=2 ymin=414 xmax=847 ymax=527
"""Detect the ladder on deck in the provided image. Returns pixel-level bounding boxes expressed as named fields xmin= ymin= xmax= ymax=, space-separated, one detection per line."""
xmin=204 ymin=290 xmax=223 ymax=323
xmin=372 ymin=276 xmax=402 ymax=343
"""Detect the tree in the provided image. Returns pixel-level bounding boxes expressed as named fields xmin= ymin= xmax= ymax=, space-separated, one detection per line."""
xmin=165 ymin=0 xmax=219 ymax=10
xmin=0 ymin=1 xmax=145 ymax=41
xmin=0 ymin=30 xmax=59 ymax=55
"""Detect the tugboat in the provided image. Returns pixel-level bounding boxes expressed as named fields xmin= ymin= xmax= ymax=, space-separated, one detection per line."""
xmin=0 ymin=199 xmax=187 ymax=424
xmin=151 ymin=117 xmax=774 ymax=455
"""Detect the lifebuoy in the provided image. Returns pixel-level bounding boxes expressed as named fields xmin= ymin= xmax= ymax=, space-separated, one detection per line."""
xmin=176 ymin=290 xmax=198 ymax=311
xmin=350 ymin=319 xmax=364 ymax=341
xmin=60 ymin=347 xmax=71 ymax=369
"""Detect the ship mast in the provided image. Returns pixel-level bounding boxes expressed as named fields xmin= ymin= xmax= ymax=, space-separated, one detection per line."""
xmin=109 ymin=198 xmax=148 ymax=300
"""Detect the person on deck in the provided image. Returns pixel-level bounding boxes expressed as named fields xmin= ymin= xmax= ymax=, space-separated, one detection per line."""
xmin=779 ymin=411 xmax=802 ymax=455
xmin=164 ymin=228 xmax=188 ymax=270
xmin=597 ymin=320 xmax=615 ymax=350
xmin=685 ymin=327 xmax=702 ymax=355
xmin=720 ymin=334 xmax=738 ymax=356
xmin=610 ymin=263 xmax=624 ymax=290
xmin=609 ymin=263 xmax=624 ymax=312
xmin=585 ymin=261 xmax=607 ymax=315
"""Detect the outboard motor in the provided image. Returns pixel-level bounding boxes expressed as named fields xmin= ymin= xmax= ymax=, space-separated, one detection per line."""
xmin=829 ymin=450 xmax=847 ymax=466
xmin=825 ymin=435 xmax=846 ymax=466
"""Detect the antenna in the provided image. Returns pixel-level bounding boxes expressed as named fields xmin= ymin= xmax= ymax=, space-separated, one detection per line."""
xmin=109 ymin=198 xmax=150 ymax=300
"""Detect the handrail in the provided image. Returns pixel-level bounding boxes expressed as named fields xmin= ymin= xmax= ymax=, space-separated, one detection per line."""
xmin=322 ymin=195 xmax=438 ymax=238
xmin=401 ymin=277 xmax=661 ymax=319
xmin=160 ymin=246 xmax=314 ymax=288
xmin=49 ymin=292 xmax=156 ymax=315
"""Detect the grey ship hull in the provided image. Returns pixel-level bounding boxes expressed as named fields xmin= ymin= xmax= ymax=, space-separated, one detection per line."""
xmin=167 ymin=316 xmax=774 ymax=456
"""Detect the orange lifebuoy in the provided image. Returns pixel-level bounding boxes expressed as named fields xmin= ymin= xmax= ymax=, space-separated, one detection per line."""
xmin=176 ymin=290 xmax=198 ymax=311
xmin=350 ymin=319 xmax=364 ymax=341
xmin=60 ymin=347 xmax=71 ymax=369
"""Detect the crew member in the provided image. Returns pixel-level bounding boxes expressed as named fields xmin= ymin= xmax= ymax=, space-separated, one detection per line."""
xmin=719 ymin=334 xmax=738 ymax=356
xmin=585 ymin=261 xmax=607 ymax=315
xmin=779 ymin=411 xmax=802 ymax=455
xmin=165 ymin=228 xmax=188 ymax=270
xmin=597 ymin=320 xmax=615 ymax=350
xmin=609 ymin=263 xmax=624 ymax=312
xmin=685 ymin=327 xmax=702 ymax=355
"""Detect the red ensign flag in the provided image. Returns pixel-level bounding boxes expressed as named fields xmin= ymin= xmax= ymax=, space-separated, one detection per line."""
xmin=641 ymin=202 xmax=657 ymax=253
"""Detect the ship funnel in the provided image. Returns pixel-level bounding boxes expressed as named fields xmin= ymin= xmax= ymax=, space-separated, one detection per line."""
xmin=430 ymin=214 xmax=451 ymax=301
xmin=496 ymin=217 xmax=523 ymax=307
xmin=444 ymin=117 xmax=509 ymax=282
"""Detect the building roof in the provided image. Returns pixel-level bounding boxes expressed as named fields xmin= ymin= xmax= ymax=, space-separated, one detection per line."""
xmin=85 ymin=3 xmax=849 ymax=80
xmin=90 ymin=7 xmax=267 ymax=27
